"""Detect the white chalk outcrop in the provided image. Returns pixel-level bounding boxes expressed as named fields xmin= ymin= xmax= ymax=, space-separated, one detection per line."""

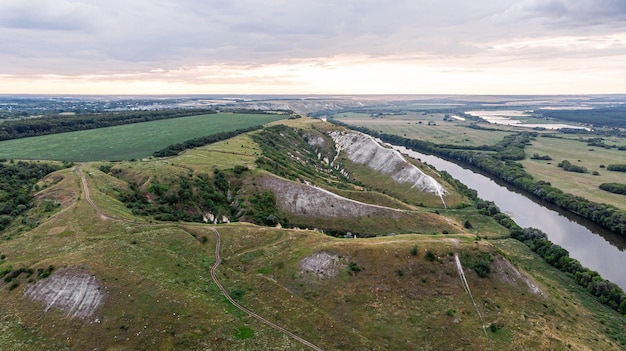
xmin=330 ymin=131 xmax=447 ymax=199
xmin=258 ymin=174 xmax=404 ymax=219
xmin=25 ymin=268 xmax=104 ymax=320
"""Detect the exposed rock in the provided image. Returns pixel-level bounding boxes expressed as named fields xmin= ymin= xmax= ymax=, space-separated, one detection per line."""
xmin=493 ymin=256 xmax=545 ymax=296
xmin=258 ymin=174 xmax=403 ymax=219
xmin=330 ymin=131 xmax=447 ymax=199
xmin=25 ymin=267 xmax=104 ymax=320
xmin=300 ymin=252 xmax=346 ymax=278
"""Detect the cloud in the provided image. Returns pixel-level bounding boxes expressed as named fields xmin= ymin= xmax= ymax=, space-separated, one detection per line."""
xmin=0 ymin=1 xmax=625 ymax=94
xmin=0 ymin=0 xmax=101 ymax=31
xmin=487 ymin=0 xmax=626 ymax=29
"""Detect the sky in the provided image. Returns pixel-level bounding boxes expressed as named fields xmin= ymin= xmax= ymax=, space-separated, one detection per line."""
xmin=1 ymin=0 xmax=625 ymax=95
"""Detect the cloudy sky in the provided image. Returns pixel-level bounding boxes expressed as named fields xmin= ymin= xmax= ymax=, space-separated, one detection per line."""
xmin=1 ymin=0 xmax=625 ymax=95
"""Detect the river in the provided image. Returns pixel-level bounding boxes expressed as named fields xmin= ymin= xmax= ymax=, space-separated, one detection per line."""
xmin=389 ymin=143 xmax=626 ymax=290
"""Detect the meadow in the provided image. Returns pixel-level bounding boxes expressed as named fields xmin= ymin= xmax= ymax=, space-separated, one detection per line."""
xmin=333 ymin=112 xmax=511 ymax=146
xmin=522 ymin=135 xmax=626 ymax=211
xmin=0 ymin=113 xmax=285 ymax=162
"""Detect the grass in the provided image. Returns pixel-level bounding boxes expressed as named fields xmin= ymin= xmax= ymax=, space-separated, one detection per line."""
xmin=0 ymin=113 xmax=285 ymax=162
xmin=172 ymin=133 xmax=262 ymax=173
xmin=0 ymin=189 xmax=623 ymax=350
xmin=522 ymin=134 xmax=626 ymax=211
xmin=333 ymin=112 xmax=512 ymax=147
xmin=0 ymin=119 xmax=624 ymax=350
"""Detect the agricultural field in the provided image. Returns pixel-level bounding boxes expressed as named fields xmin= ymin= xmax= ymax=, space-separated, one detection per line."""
xmin=522 ymin=135 xmax=626 ymax=211
xmin=0 ymin=113 xmax=286 ymax=162
xmin=331 ymin=112 xmax=512 ymax=146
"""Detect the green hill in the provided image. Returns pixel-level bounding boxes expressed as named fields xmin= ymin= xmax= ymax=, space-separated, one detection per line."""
xmin=0 ymin=118 xmax=624 ymax=350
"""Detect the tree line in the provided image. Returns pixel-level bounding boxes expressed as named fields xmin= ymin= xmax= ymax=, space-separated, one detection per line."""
xmin=152 ymin=125 xmax=264 ymax=157
xmin=511 ymin=227 xmax=626 ymax=314
xmin=537 ymin=106 xmax=626 ymax=129
xmin=0 ymin=109 xmax=217 ymax=141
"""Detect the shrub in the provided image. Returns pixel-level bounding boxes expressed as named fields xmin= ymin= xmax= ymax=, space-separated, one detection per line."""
xmin=410 ymin=245 xmax=419 ymax=256
xmin=473 ymin=260 xmax=491 ymax=278
xmin=349 ymin=262 xmax=362 ymax=273
xmin=425 ymin=251 xmax=436 ymax=262
xmin=230 ymin=289 xmax=244 ymax=300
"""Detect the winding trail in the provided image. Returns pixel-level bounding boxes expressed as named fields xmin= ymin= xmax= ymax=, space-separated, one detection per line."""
xmin=75 ymin=164 xmax=325 ymax=351
xmin=77 ymin=163 xmax=147 ymax=225
xmin=209 ymin=228 xmax=324 ymax=351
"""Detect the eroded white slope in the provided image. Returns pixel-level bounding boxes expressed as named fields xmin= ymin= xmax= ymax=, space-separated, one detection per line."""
xmin=25 ymin=268 xmax=104 ymax=320
xmin=330 ymin=131 xmax=447 ymax=199
xmin=258 ymin=174 xmax=405 ymax=219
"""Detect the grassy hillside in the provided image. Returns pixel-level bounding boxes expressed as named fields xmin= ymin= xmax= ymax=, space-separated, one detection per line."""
xmin=0 ymin=117 xmax=624 ymax=350
xmin=1 ymin=172 xmax=623 ymax=350
xmin=0 ymin=113 xmax=286 ymax=162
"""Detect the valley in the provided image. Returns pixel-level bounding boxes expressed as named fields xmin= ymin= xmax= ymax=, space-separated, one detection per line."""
xmin=0 ymin=97 xmax=625 ymax=350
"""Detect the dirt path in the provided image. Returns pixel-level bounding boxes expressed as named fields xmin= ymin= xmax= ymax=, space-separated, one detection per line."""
xmin=208 ymin=228 xmax=324 ymax=351
xmin=75 ymin=164 xmax=325 ymax=351
xmin=76 ymin=164 xmax=145 ymax=225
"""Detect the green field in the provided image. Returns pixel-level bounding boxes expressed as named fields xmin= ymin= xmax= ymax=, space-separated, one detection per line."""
xmin=0 ymin=113 xmax=286 ymax=161
xmin=522 ymin=135 xmax=626 ymax=211
xmin=333 ymin=112 xmax=512 ymax=146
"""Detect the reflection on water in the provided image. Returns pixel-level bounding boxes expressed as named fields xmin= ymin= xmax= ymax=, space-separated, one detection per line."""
xmin=389 ymin=143 xmax=626 ymax=290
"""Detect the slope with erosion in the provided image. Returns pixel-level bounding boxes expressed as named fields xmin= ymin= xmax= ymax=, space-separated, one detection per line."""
xmin=330 ymin=130 xmax=454 ymax=207
xmin=331 ymin=130 xmax=447 ymax=198
xmin=249 ymin=121 xmax=467 ymax=234
xmin=255 ymin=173 xmax=457 ymax=236
xmin=0 ymin=118 xmax=624 ymax=350
xmin=2 ymin=164 xmax=623 ymax=350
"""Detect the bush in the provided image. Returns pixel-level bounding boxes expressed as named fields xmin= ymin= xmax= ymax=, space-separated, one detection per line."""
xmin=558 ymin=160 xmax=587 ymax=173
xmin=607 ymin=164 xmax=626 ymax=172
xmin=349 ymin=262 xmax=362 ymax=273
xmin=473 ymin=260 xmax=491 ymax=278
xmin=230 ymin=289 xmax=244 ymax=301
xmin=410 ymin=245 xmax=419 ymax=256
xmin=425 ymin=251 xmax=436 ymax=262
xmin=599 ymin=183 xmax=626 ymax=195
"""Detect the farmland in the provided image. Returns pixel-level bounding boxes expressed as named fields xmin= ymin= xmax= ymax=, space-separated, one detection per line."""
xmin=522 ymin=135 xmax=626 ymax=211
xmin=332 ymin=112 xmax=512 ymax=147
xmin=0 ymin=113 xmax=286 ymax=162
